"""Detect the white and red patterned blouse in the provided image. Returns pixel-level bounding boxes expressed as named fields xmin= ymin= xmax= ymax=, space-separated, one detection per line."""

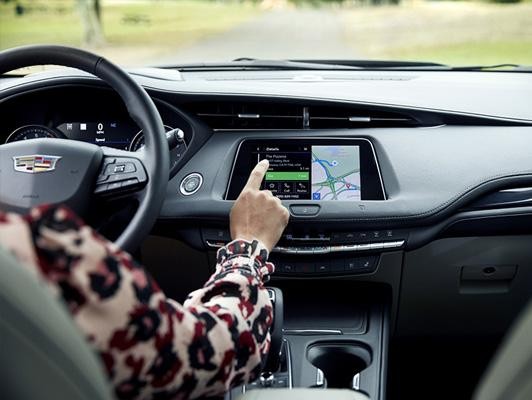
xmin=0 ymin=204 xmax=274 ymax=399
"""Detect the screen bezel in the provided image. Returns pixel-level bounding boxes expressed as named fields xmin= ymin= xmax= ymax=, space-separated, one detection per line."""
xmin=225 ymin=138 xmax=386 ymax=201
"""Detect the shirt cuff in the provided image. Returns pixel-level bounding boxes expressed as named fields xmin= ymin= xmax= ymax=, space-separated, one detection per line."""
xmin=216 ymin=239 xmax=274 ymax=280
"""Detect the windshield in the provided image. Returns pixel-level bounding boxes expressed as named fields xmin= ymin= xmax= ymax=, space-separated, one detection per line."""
xmin=1 ymin=0 xmax=531 ymax=68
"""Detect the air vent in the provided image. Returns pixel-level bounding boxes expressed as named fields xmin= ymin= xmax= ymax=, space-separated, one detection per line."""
xmin=308 ymin=105 xmax=418 ymax=129
xmin=188 ymin=101 xmax=420 ymax=130
xmin=191 ymin=102 xmax=303 ymax=130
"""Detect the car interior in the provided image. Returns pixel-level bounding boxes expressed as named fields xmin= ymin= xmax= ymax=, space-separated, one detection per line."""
xmin=1 ymin=43 xmax=532 ymax=400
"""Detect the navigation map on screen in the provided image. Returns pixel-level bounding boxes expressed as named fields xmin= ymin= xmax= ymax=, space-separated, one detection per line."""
xmin=311 ymin=145 xmax=361 ymax=200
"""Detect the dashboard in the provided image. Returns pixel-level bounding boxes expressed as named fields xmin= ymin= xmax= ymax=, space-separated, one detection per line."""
xmin=2 ymin=69 xmax=532 ymax=253
xmin=2 ymin=70 xmax=532 ymax=223
xmin=2 ymin=66 xmax=532 ymax=339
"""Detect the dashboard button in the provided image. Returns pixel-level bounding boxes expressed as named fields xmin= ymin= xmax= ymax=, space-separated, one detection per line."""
xmin=357 ymin=232 xmax=371 ymax=241
xmin=341 ymin=232 xmax=357 ymax=243
xmin=358 ymin=257 xmax=377 ymax=272
xmin=180 ymin=173 xmax=203 ymax=196
xmin=345 ymin=257 xmax=378 ymax=273
xmin=296 ymin=262 xmax=315 ymax=274
xmin=280 ymin=263 xmax=296 ymax=274
xmin=345 ymin=259 xmax=359 ymax=272
xmin=384 ymin=230 xmax=395 ymax=239
xmin=315 ymin=262 xmax=330 ymax=273
xmin=371 ymin=231 xmax=382 ymax=240
xmin=290 ymin=205 xmax=320 ymax=216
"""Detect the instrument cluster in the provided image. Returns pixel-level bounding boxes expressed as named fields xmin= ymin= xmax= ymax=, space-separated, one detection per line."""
xmin=5 ymin=121 xmax=180 ymax=152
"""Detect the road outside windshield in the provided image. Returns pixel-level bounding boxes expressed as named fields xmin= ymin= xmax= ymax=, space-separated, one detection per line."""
xmin=1 ymin=0 xmax=531 ymax=67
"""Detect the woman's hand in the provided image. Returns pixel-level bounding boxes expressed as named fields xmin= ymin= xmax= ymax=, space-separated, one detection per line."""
xmin=230 ymin=159 xmax=290 ymax=252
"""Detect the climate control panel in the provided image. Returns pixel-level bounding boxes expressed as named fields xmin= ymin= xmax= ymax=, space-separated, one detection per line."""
xmin=202 ymin=228 xmax=408 ymax=276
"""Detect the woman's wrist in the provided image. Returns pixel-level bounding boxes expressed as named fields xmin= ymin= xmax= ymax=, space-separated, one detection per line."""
xmin=216 ymin=238 xmax=274 ymax=279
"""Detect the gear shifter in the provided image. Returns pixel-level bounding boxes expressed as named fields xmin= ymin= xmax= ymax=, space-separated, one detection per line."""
xmin=242 ymin=287 xmax=290 ymax=391
xmin=263 ymin=287 xmax=284 ymax=375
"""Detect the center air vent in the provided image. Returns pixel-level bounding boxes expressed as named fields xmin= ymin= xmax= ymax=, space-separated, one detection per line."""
xmin=188 ymin=101 xmax=420 ymax=130
xmin=191 ymin=102 xmax=304 ymax=130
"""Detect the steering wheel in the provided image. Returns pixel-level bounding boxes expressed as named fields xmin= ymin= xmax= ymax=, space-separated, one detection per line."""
xmin=0 ymin=45 xmax=170 ymax=252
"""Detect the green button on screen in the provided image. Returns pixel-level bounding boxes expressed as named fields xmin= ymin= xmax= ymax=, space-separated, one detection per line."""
xmin=265 ymin=171 xmax=309 ymax=181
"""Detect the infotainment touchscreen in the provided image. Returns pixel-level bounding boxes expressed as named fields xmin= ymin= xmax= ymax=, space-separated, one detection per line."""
xmin=226 ymin=139 xmax=385 ymax=201
xmin=258 ymin=144 xmax=361 ymax=200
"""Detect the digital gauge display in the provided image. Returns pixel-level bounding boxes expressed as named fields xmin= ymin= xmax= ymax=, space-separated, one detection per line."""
xmin=5 ymin=125 xmax=60 ymax=143
xmin=56 ymin=121 xmax=138 ymax=150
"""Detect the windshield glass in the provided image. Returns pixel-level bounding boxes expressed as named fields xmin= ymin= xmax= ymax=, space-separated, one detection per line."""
xmin=1 ymin=0 xmax=531 ymax=68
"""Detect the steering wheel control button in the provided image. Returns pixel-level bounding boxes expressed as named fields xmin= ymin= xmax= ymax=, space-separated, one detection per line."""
xmin=180 ymin=173 xmax=203 ymax=196
xmin=95 ymin=156 xmax=147 ymax=196
xmin=105 ymin=161 xmax=136 ymax=175
xmin=107 ymin=181 xmax=122 ymax=191
xmin=121 ymin=178 xmax=139 ymax=188
xmin=289 ymin=205 xmax=320 ymax=216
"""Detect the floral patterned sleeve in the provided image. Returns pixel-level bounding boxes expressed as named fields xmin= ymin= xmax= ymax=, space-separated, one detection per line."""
xmin=0 ymin=205 xmax=274 ymax=399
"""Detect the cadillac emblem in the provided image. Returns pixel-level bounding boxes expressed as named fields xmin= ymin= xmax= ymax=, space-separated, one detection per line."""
xmin=13 ymin=155 xmax=62 ymax=174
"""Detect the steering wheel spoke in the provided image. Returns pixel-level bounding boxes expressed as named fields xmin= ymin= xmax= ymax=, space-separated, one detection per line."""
xmin=95 ymin=147 xmax=148 ymax=198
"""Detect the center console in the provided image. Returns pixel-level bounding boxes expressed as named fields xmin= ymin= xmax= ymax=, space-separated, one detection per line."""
xmin=204 ymin=138 xmax=406 ymax=277
xmin=219 ymin=139 xmax=392 ymax=399
xmin=228 ymin=283 xmax=390 ymax=400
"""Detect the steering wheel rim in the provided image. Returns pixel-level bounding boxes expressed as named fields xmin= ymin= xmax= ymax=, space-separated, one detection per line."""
xmin=0 ymin=45 xmax=170 ymax=252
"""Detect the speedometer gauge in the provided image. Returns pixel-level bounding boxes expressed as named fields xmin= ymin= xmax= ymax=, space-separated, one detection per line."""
xmin=128 ymin=125 xmax=176 ymax=152
xmin=5 ymin=125 xmax=60 ymax=143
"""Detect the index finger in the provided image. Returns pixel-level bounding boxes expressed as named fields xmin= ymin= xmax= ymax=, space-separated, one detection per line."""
xmin=244 ymin=159 xmax=270 ymax=190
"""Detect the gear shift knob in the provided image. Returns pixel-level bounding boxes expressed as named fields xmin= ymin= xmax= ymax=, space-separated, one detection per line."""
xmin=264 ymin=287 xmax=284 ymax=374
